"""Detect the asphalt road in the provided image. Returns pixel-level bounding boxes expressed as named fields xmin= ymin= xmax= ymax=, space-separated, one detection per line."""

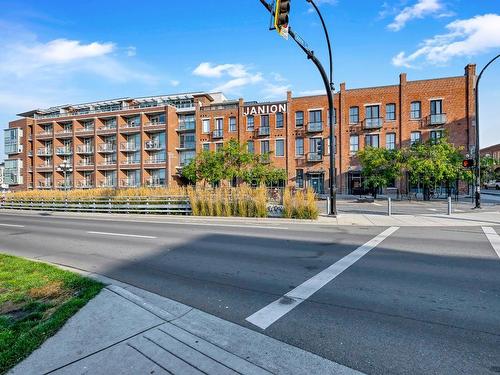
xmin=0 ymin=211 xmax=499 ymax=375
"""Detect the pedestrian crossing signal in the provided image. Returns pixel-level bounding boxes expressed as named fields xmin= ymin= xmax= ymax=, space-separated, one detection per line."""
xmin=462 ymin=159 xmax=474 ymax=168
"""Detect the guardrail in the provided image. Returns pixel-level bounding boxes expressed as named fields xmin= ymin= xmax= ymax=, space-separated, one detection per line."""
xmin=0 ymin=196 xmax=191 ymax=215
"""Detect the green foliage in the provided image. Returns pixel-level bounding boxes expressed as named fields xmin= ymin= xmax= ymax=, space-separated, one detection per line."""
xmin=481 ymin=155 xmax=499 ymax=182
xmin=402 ymin=137 xmax=472 ymax=188
xmin=182 ymin=140 xmax=286 ymax=187
xmin=357 ymin=147 xmax=402 ymax=194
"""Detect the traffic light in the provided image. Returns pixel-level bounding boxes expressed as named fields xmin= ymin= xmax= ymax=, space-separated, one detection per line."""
xmin=317 ymin=140 xmax=323 ymax=155
xmin=462 ymin=159 xmax=474 ymax=168
xmin=274 ymin=0 xmax=291 ymax=39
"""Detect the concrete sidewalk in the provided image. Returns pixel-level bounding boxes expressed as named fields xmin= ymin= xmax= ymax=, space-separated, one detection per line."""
xmin=10 ymin=273 xmax=360 ymax=375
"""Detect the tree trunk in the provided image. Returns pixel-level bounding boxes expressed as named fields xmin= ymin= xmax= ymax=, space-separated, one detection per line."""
xmin=423 ymin=186 xmax=431 ymax=201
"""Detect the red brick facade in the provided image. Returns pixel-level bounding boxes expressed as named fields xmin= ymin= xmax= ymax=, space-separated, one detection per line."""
xmin=3 ymin=65 xmax=476 ymax=194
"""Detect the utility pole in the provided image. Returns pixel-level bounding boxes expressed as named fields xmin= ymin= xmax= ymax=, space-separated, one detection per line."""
xmin=259 ymin=0 xmax=337 ymax=216
xmin=474 ymin=54 xmax=500 ymax=209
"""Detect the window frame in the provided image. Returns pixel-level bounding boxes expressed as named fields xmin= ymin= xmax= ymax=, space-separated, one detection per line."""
xmin=349 ymin=106 xmax=359 ymax=124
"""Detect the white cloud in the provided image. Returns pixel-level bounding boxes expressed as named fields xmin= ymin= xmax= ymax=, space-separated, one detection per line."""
xmin=262 ymin=83 xmax=291 ymax=99
xmin=213 ymin=73 xmax=263 ymax=93
xmin=298 ymin=89 xmax=326 ymax=96
xmin=170 ymin=79 xmax=180 ymax=87
xmin=126 ymin=46 xmax=136 ymax=57
xmin=392 ymin=14 xmax=500 ymax=67
xmin=388 ymin=0 xmax=443 ymax=31
xmin=307 ymin=0 xmax=338 ymax=13
xmin=193 ymin=62 xmax=247 ymax=79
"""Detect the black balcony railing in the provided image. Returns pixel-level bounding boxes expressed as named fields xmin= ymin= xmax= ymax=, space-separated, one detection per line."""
xmin=307 ymin=122 xmax=323 ymax=132
xmin=212 ymin=129 xmax=224 ymax=139
xmin=428 ymin=113 xmax=447 ymax=126
xmin=363 ymin=118 xmax=383 ymax=130
xmin=256 ymin=127 xmax=270 ymax=137
xmin=307 ymin=152 xmax=323 ymax=162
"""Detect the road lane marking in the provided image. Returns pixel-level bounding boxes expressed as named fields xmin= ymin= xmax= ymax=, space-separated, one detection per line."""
xmin=0 ymin=223 xmax=25 ymax=228
xmin=87 ymin=231 xmax=157 ymax=239
xmin=246 ymin=226 xmax=400 ymax=330
xmin=427 ymin=208 xmax=438 ymax=212
xmin=482 ymin=227 xmax=500 ymax=258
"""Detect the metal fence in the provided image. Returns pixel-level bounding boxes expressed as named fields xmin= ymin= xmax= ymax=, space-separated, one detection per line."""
xmin=0 ymin=196 xmax=191 ymax=215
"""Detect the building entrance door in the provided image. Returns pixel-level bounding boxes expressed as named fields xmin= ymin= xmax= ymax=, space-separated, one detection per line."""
xmin=307 ymin=173 xmax=324 ymax=194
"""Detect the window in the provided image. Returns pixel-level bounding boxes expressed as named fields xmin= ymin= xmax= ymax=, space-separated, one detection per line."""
xmin=350 ymin=135 xmax=359 ymax=154
xmin=365 ymin=134 xmax=379 ymax=148
xmin=247 ymin=115 xmax=254 ymax=131
xmin=229 ymin=117 xmax=237 ymax=132
xmin=295 ymin=111 xmax=304 ymax=127
xmin=202 ymin=119 xmax=210 ymax=133
xmin=261 ymin=140 xmax=270 ymax=154
xmin=386 ymin=103 xmax=396 ymax=121
xmin=275 ymin=139 xmax=285 ymax=157
xmin=296 ymin=169 xmax=304 ymax=188
xmin=325 ymin=136 xmax=336 ymax=155
xmin=430 ymin=100 xmax=443 ymax=115
xmin=309 ymin=137 xmax=323 ymax=154
xmin=386 ymin=133 xmax=396 ymax=150
xmin=295 ymin=138 xmax=304 ymax=156
xmin=261 ymin=115 xmax=270 ymax=128
xmin=365 ymin=105 xmax=380 ymax=120
xmin=202 ymin=143 xmax=209 ymax=151
xmin=4 ymin=128 xmax=21 ymax=154
xmin=215 ymin=142 xmax=223 ymax=152
xmin=179 ymin=133 xmax=196 ymax=149
xmin=410 ymin=101 xmax=421 ymax=119
xmin=411 ymin=131 xmax=421 ymax=145
xmin=247 ymin=140 xmax=254 ymax=154
xmin=215 ymin=118 xmax=223 ymax=131
xmin=349 ymin=107 xmax=359 ymax=124
xmin=276 ymin=112 xmax=284 ymax=128
xmin=430 ymin=130 xmax=443 ymax=143
xmin=309 ymin=110 xmax=322 ymax=125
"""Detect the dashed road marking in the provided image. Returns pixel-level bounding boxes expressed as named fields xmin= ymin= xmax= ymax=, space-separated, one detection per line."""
xmin=0 ymin=223 xmax=25 ymax=228
xmin=87 ymin=231 xmax=157 ymax=239
xmin=482 ymin=227 xmax=500 ymax=258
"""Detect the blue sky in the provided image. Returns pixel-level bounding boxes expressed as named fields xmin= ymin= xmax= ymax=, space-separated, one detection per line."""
xmin=0 ymin=0 xmax=499 ymax=159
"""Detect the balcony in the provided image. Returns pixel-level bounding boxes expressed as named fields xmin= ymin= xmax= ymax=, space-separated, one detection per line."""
xmin=75 ymin=127 xmax=94 ymax=135
xmin=307 ymin=122 xmax=323 ymax=133
xmin=55 ymin=147 xmax=73 ymax=156
xmin=307 ymin=152 xmax=323 ymax=162
xmin=98 ymin=180 xmax=116 ymax=188
xmin=77 ymin=159 xmax=94 ymax=168
xmin=37 ymin=131 xmax=53 ymax=139
xmin=56 ymin=181 xmax=73 ymax=189
xmin=144 ymin=121 xmax=166 ymax=132
xmin=212 ymin=129 xmax=224 ymax=139
xmin=177 ymin=122 xmax=196 ymax=132
xmin=97 ymin=160 xmax=117 ymax=168
xmin=120 ymin=179 xmax=140 ymax=188
xmin=427 ymin=113 xmax=447 ymax=126
xmin=77 ymin=180 xmax=94 ymax=189
xmin=146 ymin=178 xmax=166 ymax=187
xmin=363 ymin=118 xmax=383 ymax=130
xmin=55 ymin=130 xmax=73 ymax=138
xmin=37 ymin=180 xmax=53 ymax=189
xmin=144 ymin=141 xmax=164 ymax=151
xmin=37 ymin=163 xmax=53 ymax=170
xmin=76 ymin=145 xmax=94 ymax=154
xmin=97 ymin=125 xmax=116 ymax=134
xmin=120 ymin=142 xmax=140 ymax=152
xmin=254 ymin=126 xmax=271 ymax=137
xmin=98 ymin=143 xmax=117 ymax=153
xmin=121 ymin=122 xmax=141 ymax=133
xmin=122 ymin=159 xmax=141 ymax=168
xmin=177 ymin=142 xmax=196 ymax=150
xmin=145 ymin=156 xmax=166 ymax=165
xmin=37 ymin=148 xmax=53 ymax=156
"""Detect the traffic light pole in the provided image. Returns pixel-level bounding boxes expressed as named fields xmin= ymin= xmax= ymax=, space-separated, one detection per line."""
xmin=474 ymin=54 xmax=500 ymax=209
xmin=259 ymin=0 xmax=337 ymax=216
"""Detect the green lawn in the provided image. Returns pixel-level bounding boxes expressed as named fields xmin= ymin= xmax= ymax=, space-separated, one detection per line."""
xmin=0 ymin=254 xmax=103 ymax=374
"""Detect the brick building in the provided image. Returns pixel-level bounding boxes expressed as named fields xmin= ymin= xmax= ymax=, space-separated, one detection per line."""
xmin=3 ymin=64 xmax=477 ymax=194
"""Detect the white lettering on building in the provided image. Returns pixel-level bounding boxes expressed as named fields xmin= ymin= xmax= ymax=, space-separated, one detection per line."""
xmin=243 ymin=103 xmax=287 ymax=116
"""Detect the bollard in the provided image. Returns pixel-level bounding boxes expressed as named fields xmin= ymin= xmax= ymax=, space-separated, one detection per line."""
xmin=387 ymin=197 xmax=392 ymax=216
xmin=326 ymin=197 xmax=331 ymax=215
xmin=447 ymin=196 xmax=452 ymax=215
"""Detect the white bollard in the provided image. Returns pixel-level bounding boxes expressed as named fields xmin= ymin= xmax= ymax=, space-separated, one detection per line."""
xmin=447 ymin=196 xmax=452 ymax=215
xmin=387 ymin=197 xmax=392 ymax=216
xmin=326 ymin=197 xmax=331 ymax=215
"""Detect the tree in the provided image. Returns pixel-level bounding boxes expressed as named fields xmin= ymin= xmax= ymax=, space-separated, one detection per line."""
xmin=481 ymin=155 xmax=499 ymax=183
xmin=402 ymin=137 xmax=471 ymax=200
xmin=357 ymin=147 xmax=401 ymax=198
xmin=182 ymin=140 xmax=287 ymax=187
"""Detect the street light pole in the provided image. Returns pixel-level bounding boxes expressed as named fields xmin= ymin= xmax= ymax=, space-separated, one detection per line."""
xmin=474 ymin=54 xmax=500 ymax=209
xmin=259 ymin=0 xmax=337 ymax=215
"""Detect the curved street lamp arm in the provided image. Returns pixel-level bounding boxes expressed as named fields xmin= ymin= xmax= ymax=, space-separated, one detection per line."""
xmin=306 ymin=0 xmax=334 ymax=90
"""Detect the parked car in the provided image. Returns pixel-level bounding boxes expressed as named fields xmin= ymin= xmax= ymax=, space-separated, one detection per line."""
xmin=483 ymin=180 xmax=500 ymax=189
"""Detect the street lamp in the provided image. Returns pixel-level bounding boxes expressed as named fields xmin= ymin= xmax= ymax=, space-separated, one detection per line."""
xmin=474 ymin=53 xmax=500 ymax=209
xmin=56 ymin=161 xmax=73 ymax=191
